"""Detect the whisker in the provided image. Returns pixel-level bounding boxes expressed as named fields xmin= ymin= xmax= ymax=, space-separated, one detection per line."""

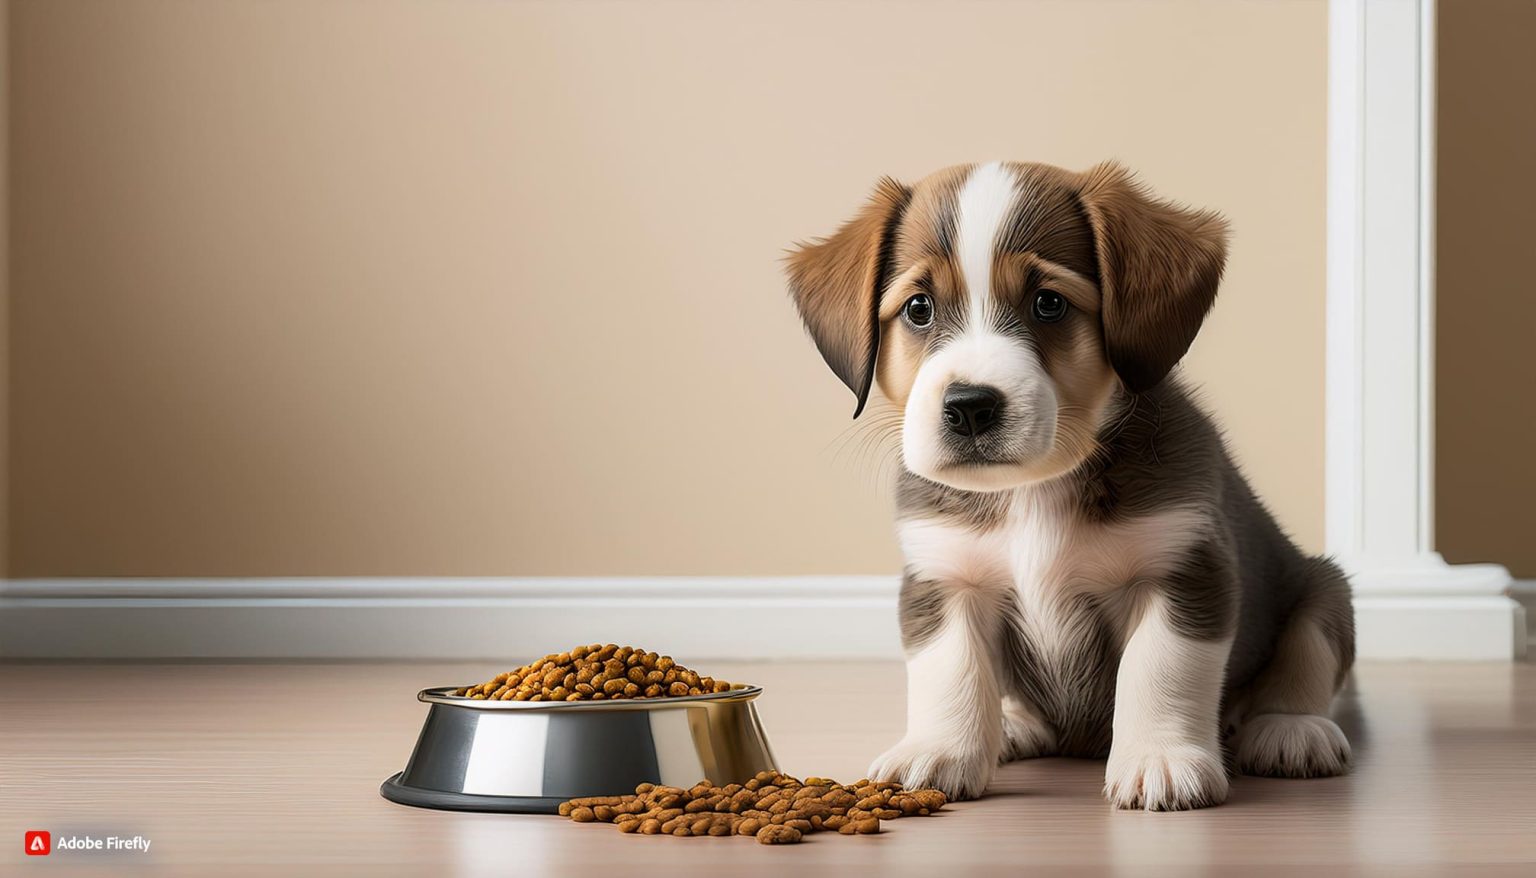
xmin=823 ymin=395 xmax=906 ymax=490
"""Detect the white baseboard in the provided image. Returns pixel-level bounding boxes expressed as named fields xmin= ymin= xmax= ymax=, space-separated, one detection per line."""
xmin=0 ymin=576 xmax=1525 ymax=661
xmin=1510 ymin=579 xmax=1536 ymax=656
xmin=0 ymin=577 xmax=902 ymax=661
xmin=1347 ymin=560 xmax=1525 ymax=661
xmin=1353 ymin=596 xmax=1526 ymax=661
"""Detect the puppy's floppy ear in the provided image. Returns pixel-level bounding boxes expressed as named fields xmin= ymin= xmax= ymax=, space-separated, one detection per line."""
xmin=1077 ymin=162 xmax=1229 ymax=393
xmin=785 ymin=177 xmax=911 ymax=417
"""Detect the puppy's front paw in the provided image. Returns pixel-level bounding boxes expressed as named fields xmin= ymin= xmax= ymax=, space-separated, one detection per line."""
xmin=869 ymin=736 xmax=994 ymax=801
xmin=1104 ymin=742 xmax=1228 ymax=811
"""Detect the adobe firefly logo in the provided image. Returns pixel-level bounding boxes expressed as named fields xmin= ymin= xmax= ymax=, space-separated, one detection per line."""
xmin=24 ymin=831 xmax=50 ymax=856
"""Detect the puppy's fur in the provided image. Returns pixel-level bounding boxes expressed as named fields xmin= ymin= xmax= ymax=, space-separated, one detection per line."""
xmin=785 ymin=161 xmax=1354 ymax=811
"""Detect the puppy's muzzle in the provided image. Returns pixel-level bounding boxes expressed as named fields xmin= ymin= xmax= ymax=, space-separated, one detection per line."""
xmin=942 ymin=384 xmax=1004 ymax=438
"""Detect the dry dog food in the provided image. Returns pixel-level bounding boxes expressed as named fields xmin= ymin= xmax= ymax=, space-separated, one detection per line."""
xmin=453 ymin=643 xmax=742 ymax=701
xmin=558 ymin=771 xmax=947 ymax=845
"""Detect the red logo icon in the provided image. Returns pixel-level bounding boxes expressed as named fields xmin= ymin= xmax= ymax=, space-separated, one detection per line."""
xmin=24 ymin=831 xmax=51 ymax=856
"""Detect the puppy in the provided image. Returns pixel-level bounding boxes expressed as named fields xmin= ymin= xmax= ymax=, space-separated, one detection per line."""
xmin=785 ymin=161 xmax=1354 ymax=811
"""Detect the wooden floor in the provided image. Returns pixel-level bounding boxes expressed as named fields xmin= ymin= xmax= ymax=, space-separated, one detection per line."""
xmin=2 ymin=660 xmax=1534 ymax=876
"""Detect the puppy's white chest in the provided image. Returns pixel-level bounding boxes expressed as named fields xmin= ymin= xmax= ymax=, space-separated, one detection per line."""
xmin=899 ymin=490 xmax=1207 ymax=602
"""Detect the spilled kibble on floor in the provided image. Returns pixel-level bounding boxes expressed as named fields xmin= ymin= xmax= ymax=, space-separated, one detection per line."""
xmin=453 ymin=643 xmax=743 ymax=701
xmin=558 ymin=771 xmax=946 ymax=844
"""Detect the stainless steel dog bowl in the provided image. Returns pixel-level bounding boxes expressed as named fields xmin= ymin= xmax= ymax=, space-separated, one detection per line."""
xmin=380 ymin=685 xmax=777 ymax=813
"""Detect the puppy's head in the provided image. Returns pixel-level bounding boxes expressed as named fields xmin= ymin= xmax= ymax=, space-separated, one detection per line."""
xmin=786 ymin=161 xmax=1227 ymax=492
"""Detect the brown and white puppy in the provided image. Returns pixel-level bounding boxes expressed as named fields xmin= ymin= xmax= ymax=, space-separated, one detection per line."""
xmin=785 ymin=161 xmax=1355 ymax=811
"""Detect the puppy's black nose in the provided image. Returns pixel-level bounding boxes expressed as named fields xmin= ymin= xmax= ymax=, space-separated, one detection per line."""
xmin=942 ymin=384 xmax=1003 ymax=437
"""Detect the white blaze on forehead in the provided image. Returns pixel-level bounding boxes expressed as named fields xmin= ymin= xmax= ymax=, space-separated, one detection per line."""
xmin=955 ymin=161 xmax=1019 ymax=328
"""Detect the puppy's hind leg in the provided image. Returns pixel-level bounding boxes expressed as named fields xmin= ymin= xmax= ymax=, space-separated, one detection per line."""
xmin=998 ymin=619 xmax=1058 ymax=762
xmin=1233 ymin=557 xmax=1356 ymax=778
xmin=1001 ymin=694 xmax=1057 ymax=762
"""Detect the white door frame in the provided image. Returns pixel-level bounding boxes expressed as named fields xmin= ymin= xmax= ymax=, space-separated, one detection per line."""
xmin=1326 ymin=0 xmax=1523 ymax=659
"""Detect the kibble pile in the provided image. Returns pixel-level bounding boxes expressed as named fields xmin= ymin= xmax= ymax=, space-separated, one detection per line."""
xmin=558 ymin=771 xmax=946 ymax=845
xmin=453 ymin=644 xmax=741 ymax=702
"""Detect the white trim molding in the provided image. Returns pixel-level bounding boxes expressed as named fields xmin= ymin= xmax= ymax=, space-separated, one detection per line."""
xmin=0 ymin=577 xmax=902 ymax=660
xmin=2 ymin=576 xmax=1525 ymax=662
xmin=1327 ymin=0 xmax=1522 ymax=659
xmin=1510 ymin=580 xmax=1536 ymax=655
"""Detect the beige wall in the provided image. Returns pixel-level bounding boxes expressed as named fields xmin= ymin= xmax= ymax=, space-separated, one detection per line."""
xmin=7 ymin=0 xmax=1327 ymax=577
xmin=1436 ymin=0 xmax=1536 ymax=579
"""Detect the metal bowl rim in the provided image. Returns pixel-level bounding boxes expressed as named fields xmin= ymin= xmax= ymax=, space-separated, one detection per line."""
xmin=418 ymin=684 xmax=763 ymax=710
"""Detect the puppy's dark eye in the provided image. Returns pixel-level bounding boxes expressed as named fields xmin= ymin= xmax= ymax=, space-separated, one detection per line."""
xmin=903 ymin=294 xmax=935 ymax=329
xmin=1032 ymin=290 xmax=1068 ymax=323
